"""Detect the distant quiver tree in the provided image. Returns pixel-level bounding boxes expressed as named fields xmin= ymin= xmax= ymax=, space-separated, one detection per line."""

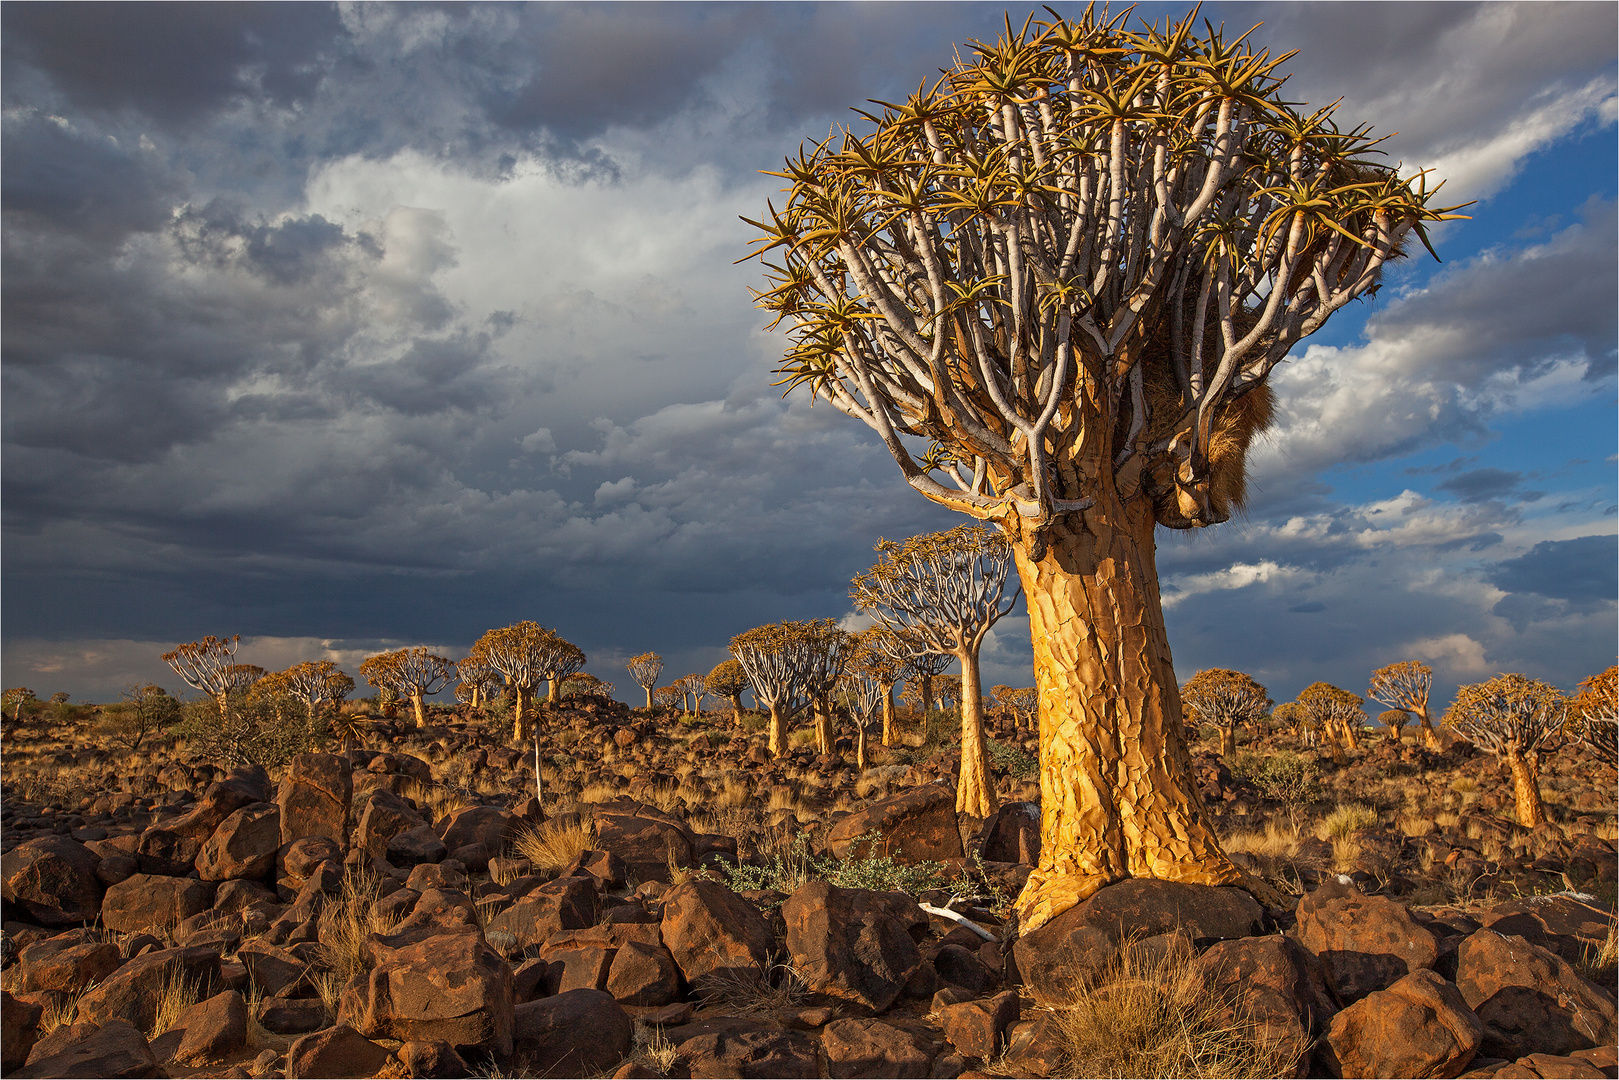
xmin=745 ymin=8 xmax=1463 ymax=928
xmin=626 ymin=653 xmax=664 ymax=710
xmin=1368 ymin=660 xmax=1437 ymax=748
xmin=359 ymin=648 xmax=456 ymax=729
xmin=706 ymin=659 xmax=751 ymax=725
xmin=163 ymin=635 xmax=253 ymax=712
xmin=1568 ymin=666 xmax=1617 ymax=766
xmin=1445 ymin=673 xmax=1566 ymax=827
xmin=1181 ymin=669 xmax=1270 ymax=758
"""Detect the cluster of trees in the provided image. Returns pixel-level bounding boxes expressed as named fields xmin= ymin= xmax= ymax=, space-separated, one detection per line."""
xmin=1183 ymin=660 xmax=1618 ymax=830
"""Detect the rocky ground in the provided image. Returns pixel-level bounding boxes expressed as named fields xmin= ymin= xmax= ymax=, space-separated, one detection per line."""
xmin=1 ymin=696 xmax=1615 ymax=1078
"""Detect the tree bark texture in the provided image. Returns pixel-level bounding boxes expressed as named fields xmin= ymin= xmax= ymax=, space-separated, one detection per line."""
xmin=511 ymin=686 xmax=534 ymax=744
xmin=1011 ymin=498 xmax=1252 ymax=932
xmin=410 ymin=693 xmax=427 ymax=728
xmin=1219 ymin=723 xmax=1237 ymax=757
xmin=1419 ymin=716 xmax=1438 ymax=749
xmin=956 ymin=648 xmax=994 ymax=817
xmin=813 ymin=698 xmax=834 ymax=757
xmin=881 ymin=687 xmax=895 ymax=747
xmin=768 ymin=704 xmax=786 ymax=758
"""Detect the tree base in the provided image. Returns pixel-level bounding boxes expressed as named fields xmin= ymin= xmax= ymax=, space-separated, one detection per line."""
xmin=1014 ymin=859 xmax=1283 ymax=933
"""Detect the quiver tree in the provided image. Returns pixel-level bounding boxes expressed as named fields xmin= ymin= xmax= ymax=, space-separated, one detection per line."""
xmin=992 ymin=685 xmax=1040 ymax=731
xmin=359 ymin=648 xmax=457 ymax=728
xmin=1568 ymin=666 xmax=1617 ymax=766
xmin=798 ymin=621 xmax=855 ymax=756
xmin=1368 ymin=660 xmax=1437 ymax=749
xmin=473 ymin=622 xmax=555 ymax=742
xmin=3 ymin=687 xmax=36 ymax=724
xmin=856 ymin=628 xmax=906 ymax=745
xmin=839 ymin=637 xmax=893 ymax=769
xmin=1446 ymin=673 xmax=1566 ymax=827
xmin=706 ymin=659 xmax=751 ymax=724
xmin=678 ymin=674 xmax=708 ymax=715
xmin=163 ymin=635 xmax=252 ymax=712
xmin=1378 ymin=709 xmax=1410 ymax=744
xmin=455 ymin=655 xmax=504 ymax=710
xmin=1297 ymin=682 xmax=1366 ymax=760
xmin=852 ymin=524 xmax=1019 ymax=815
xmin=730 ymin=621 xmax=825 ymax=757
xmin=279 ymin=661 xmax=354 ymax=725
xmin=746 ymin=8 xmax=1463 ymax=926
xmin=562 ymin=673 xmax=616 ymax=700
xmin=1181 ymin=669 xmax=1270 ymax=758
xmin=1272 ymin=701 xmax=1307 ymax=739
xmin=654 ymin=685 xmax=684 ymax=710
xmin=538 ymin=636 xmax=587 ymax=704
xmin=902 ymin=649 xmax=953 ymax=719
xmin=626 ymin=652 xmax=665 ymax=709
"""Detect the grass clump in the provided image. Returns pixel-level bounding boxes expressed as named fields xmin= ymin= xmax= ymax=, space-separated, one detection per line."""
xmin=147 ymin=962 xmax=204 ymax=1039
xmin=513 ymin=817 xmax=598 ymax=874
xmin=313 ymin=869 xmax=405 ymax=1015
xmin=1051 ymin=940 xmax=1300 ymax=1079
xmin=1317 ymin=802 xmax=1378 ymax=842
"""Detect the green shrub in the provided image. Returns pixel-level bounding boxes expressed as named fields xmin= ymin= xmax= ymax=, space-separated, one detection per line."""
xmin=1247 ymin=751 xmax=1321 ymax=829
xmin=172 ymin=691 xmax=327 ymax=767
xmin=721 ymin=831 xmax=946 ymax=902
xmin=988 ymin=738 xmax=1037 ymax=779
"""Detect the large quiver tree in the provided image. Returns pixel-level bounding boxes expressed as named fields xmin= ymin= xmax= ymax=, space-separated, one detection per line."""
xmin=1446 ymin=673 xmax=1566 ymax=827
xmin=163 ymin=635 xmax=252 ymax=713
xmin=359 ymin=648 xmax=456 ymax=728
xmin=746 ymin=8 xmax=1462 ymax=928
xmin=1567 ymin=666 xmax=1616 ymax=767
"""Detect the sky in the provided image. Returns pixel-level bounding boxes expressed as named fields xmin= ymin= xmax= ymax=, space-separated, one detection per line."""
xmin=3 ymin=1 xmax=1615 ymax=713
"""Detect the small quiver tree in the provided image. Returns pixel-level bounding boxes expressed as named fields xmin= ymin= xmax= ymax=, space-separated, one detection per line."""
xmin=359 ymin=648 xmax=457 ymax=728
xmin=279 ymin=661 xmax=354 ymax=734
xmin=839 ymin=636 xmax=892 ymax=770
xmin=162 ymin=635 xmax=249 ymax=713
xmin=992 ymin=685 xmax=1039 ymax=731
xmin=3 ymin=687 xmax=36 ymax=727
xmin=1568 ymin=666 xmax=1617 ymax=767
xmin=1446 ymin=673 xmax=1566 ymax=827
xmin=561 ymin=673 xmax=616 ymax=700
xmin=901 ymin=650 xmax=953 ymax=720
xmin=538 ymin=635 xmax=587 ymax=704
xmin=474 ymin=622 xmax=555 ymax=742
xmin=1368 ymin=660 xmax=1437 ymax=749
xmin=654 ymin=684 xmax=684 ymax=711
xmin=679 ymin=674 xmax=707 ymax=716
xmin=730 ymin=622 xmax=815 ymax=757
xmin=747 ymin=7 xmax=1464 ymax=928
xmin=1378 ymin=709 xmax=1410 ymax=744
xmin=855 ymin=629 xmax=906 ymax=746
xmin=626 ymin=652 xmax=665 ymax=710
xmin=1298 ymin=683 xmax=1366 ymax=762
xmin=1271 ymin=701 xmax=1307 ymax=741
xmin=1181 ymin=669 xmax=1270 ymax=758
xmin=455 ymin=655 xmax=504 ymax=710
xmin=795 ymin=621 xmax=854 ymax=756
xmin=706 ymin=659 xmax=750 ymax=725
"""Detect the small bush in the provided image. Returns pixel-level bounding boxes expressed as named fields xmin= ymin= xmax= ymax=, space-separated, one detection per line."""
xmin=1317 ymin=802 xmax=1378 ymax=841
xmin=987 ymin=738 xmax=1037 ymax=779
xmin=172 ymin=691 xmax=326 ymax=768
xmin=721 ymin=831 xmax=946 ymax=901
xmin=1246 ymin=752 xmax=1321 ymax=828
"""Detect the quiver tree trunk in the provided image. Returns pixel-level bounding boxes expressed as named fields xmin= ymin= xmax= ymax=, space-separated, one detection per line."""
xmin=510 ymin=686 xmax=534 ymax=744
xmin=956 ymin=650 xmax=994 ymax=817
xmin=813 ymin=697 xmax=834 ymax=757
xmin=728 ymin=693 xmax=744 ymax=726
xmin=881 ymin=684 xmax=895 ymax=746
xmin=767 ymin=705 xmax=786 ymax=757
xmin=410 ymin=692 xmax=427 ymax=728
xmin=1506 ymin=747 xmax=1546 ymax=827
xmin=1011 ymin=498 xmax=1256 ymax=932
xmin=1219 ymin=723 xmax=1237 ymax=757
xmin=1419 ymin=715 xmax=1439 ymax=749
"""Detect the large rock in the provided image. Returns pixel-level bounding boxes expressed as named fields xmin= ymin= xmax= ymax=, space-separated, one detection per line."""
xmin=485 ymin=876 xmax=597 ymax=951
xmin=437 ymin=805 xmax=518 ymax=853
xmin=1013 ymin=878 xmax=1263 ymax=1004
xmin=512 ymin=988 xmax=633 ymax=1076
xmin=592 ymin=804 xmax=695 ymax=883
xmin=665 ymin=1015 xmax=819 ymax=1078
xmin=3 ymin=990 xmax=43 ymax=1071
xmin=163 ymin=772 xmax=268 ymax=849
xmin=1 ymin=836 xmax=103 ymax=926
xmin=937 ymin=990 xmax=1020 ymax=1060
xmin=977 ymin=801 xmax=1040 ymax=865
xmin=101 ymin=873 xmax=213 ymax=934
xmin=1454 ymin=930 xmax=1617 ymax=1060
xmin=353 ymin=790 xmax=428 ymax=861
xmin=820 ymin=1017 xmax=935 ymax=1078
xmin=660 ymin=879 xmax=777 ymax=993
xmin=1196 ymin=935 xmax=1336 ymax=1076
xmin=74 ymin=946 xmax=221 ymax=1032
xmin=14 ymin=934 xmax=124 ymax=994
xmin=133 ymin=828 xmax=196 ymax=876
xmin=285 ymin=1024 xmax=393 ymax=1079
xmin=782 ymin=880 xmax=924 ymax=1015
xmin=276 ymin=753 xmax=352 ymax=847
xmin=339 ymin=928 xmax=513 ymax=1057
xmin=1324 ymin=968 xmax=1483 ymax=1079
xmin=605 ymin=940 xmax=681 ymax=1007
xmin=1294 ymin=884 xmax=1439 ymax=1004
xmin=14 ymin=1019 xmax=161 ymax=1079
xmin=168 ymin=990 xmax=247 ymax=1067
xmin=826 ymin=784 xmax=964 ymax=864
xmin=196 ymin=803 xmax=280 ymax=881
xmin=1480 ymin=897 xmax=1618 ymax=968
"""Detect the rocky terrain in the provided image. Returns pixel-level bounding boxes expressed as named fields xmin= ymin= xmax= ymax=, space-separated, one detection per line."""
xmin=2 ymin=696 xmax=1615 ymax=1078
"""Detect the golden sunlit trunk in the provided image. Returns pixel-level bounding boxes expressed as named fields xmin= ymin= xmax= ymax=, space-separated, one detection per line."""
xmin=549 ymin=679 xmax=561 ymax=703
xmin=511 ymin=685 xmax=534 ymax=743
xmin=1340 ymin=719 xmax=1360 ymax=750
xmin=411 ymin=693 xmax=427 ymax=728
xmin=881 ymin=685 xmax=895 ymax=746
xmin=729 ymin=694 xmax=744 ymax=726
xmin=813 ymin=697 xmax=834 ymax=757
xmin=856 ymin=722 xmax=867 ymax=770
xmin=956 ymin=649 xmax=993 ymax=817
xmin=644 ymin=687 xmax=654 ymax=710
xmin=1507 ymin=749 xmax=1546 ymax=827
xmin=1219 ymin=723 xmax=1237 ymax=757
xmin=1011 ymin=498 xmax=1255 ymax=932
xmin=1419 ymin=715 xmax=1439 ymax=749
xmin=768 ymin=704 xmax=786 ymax=757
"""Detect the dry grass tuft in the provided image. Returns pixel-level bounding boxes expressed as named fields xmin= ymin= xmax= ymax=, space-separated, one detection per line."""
xmin=691 ymin=962 xmax=807 ymax=1014
xmin=1050 ymin=940 xmax=1300 ymax=1079
xmin=514 ymin=817 xmax=598 ymax=874
xmin=148 ymin=962 xmax=203 ymax=1039
xmin=313 ymin=869 xmax=403 ymax=1015
xmin=629 ymin=1020 xmax=680 ymax=1074
xmin=1316 ymin=802 xmax=1377 ymax=842
xmin=401 ymin=778 xmax=473 ymax=824
xmin=577 ymin=782 xmax=619 ymax=804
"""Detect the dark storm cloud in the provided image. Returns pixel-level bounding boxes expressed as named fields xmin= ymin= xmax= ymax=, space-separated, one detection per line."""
xmin=2 ymin=2 xmax=346 ymax=124
xmin=1436 ymin=468 xmax=1524 ymax=504
xmin=1 ymin=112 xmax=180 ymax=244
xmin=1486 ymin=534 xmax=1618 ymax=607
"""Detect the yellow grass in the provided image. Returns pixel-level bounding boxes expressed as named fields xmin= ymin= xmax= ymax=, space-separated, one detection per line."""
xmin=513 ymin=818 xmax=598 ymax=874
